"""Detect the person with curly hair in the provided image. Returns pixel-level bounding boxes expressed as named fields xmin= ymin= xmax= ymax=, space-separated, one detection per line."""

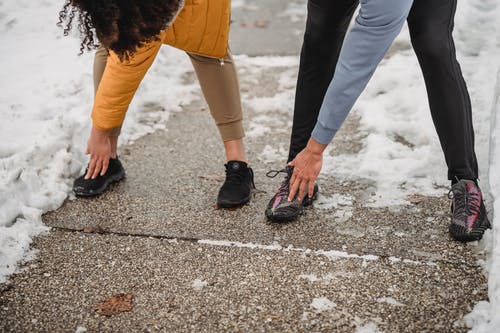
xmin=58 ymin=0 xmax=255 ymax=208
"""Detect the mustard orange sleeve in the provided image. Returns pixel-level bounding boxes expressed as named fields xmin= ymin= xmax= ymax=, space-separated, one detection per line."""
xmin=91 ymin=37 xmax=163 ymax=131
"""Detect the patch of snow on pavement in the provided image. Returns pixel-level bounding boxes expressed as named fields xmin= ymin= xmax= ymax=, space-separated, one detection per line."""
xmin=314 ymin=194 xmax=354 ymax=223
xmin=376 ymin=297 xmax=404 ymax=307
xmin=299 ymin=274 xmax=320 ymax=282
xmin=198 ymin=239 xmax=379 ymax=262
xmin=310 ymin=297 xmax=336 ymax=313
xmin=258 ymin=144 xmax=288 ymax=164
xmin=75 ymin=326 xmax=87 ymax=333
xmin=355 ymin=322 xmax=384 ymax=333
xmin=191 ymin=279 xmax=208 ymax=291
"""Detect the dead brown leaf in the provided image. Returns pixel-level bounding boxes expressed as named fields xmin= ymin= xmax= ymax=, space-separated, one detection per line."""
xmin=406 ymin=193 xmax=428 ymax=205
xmin=94 ymin=293 xmax=134 ymax=316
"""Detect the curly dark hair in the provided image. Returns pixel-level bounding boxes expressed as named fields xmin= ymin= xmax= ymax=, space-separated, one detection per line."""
xmin=57 ymin=0 xmax=183 ymax=60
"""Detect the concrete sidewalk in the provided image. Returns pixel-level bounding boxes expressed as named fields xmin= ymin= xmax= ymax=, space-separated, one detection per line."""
xmin=0 ymin=1 xmax=488 ymax=332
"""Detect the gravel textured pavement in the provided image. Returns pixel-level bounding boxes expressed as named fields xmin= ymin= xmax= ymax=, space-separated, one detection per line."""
xmin=0 ymin=1 xmax=489 ymax=332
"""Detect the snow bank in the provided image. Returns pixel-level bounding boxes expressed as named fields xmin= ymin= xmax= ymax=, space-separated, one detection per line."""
xmin=310 ymin=297 xmax=336 ymax=313
xmin=0 ymin=1 xmax=197 ymax=282
xmin=322 ymin=1 xmax=493 ymax=207
xmin=458 ymin=0 xmax=500 ymax=331
xmin=1 ymin=2 xmax=499 ymax=330
xmin=466 ymin=66 xmax=500 ymax=333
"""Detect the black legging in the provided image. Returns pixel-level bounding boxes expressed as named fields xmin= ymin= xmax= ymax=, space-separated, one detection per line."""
xmin=287 ymin=0 xmax=478 ymax=181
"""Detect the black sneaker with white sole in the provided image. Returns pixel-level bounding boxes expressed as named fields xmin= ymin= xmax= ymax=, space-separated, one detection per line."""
xmin=265 ymin=166 xmax=318 ymax=222
xmin=217 ymin=160 xmax=255 ymax=208
xmin=73 ymin=157 xmax=125 ymax=197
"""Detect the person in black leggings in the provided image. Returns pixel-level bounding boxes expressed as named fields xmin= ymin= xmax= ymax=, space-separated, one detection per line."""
xmin=266 ymin=0 xmax=490 ymax=242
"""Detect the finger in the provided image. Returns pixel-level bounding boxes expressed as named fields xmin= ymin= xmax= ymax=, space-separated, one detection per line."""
xmin=308 ymin=179 xmax=315 ymax=199
xmin=290 ymin=169 xmax=299 ymax=187
xmin=288 ymin=160 xmax=295 ymax=167
xmin=91 ymin=158 xmax=102 ymax=179
xmin=85 ymin=157 xmax=97 ymax=180
xmin=288 ymin=175 xmax=301 ymax=201
xmin=101 ymin=158 xmax=109 ymax=176
xmin=298 ymin=179 xmax=307 ymax=201
xmin=85 ymin=147 xmax=90 ymax=155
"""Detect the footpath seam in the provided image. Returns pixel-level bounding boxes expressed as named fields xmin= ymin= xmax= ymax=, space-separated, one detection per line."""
xmin=48 ymin=225 xmax=482 ymax=270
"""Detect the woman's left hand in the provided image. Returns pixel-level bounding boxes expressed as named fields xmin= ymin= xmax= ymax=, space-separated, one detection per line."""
xmin=288 ymin=137 xmax=327 ymax=202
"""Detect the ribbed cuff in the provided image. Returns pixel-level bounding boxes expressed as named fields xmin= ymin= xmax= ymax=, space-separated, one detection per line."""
xmin=91 ymin=115 xmax=123 ymax=136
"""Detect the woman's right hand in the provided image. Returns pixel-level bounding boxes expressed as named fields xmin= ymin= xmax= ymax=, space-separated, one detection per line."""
xmin=85 ymin=126 xmax=112 ymax=179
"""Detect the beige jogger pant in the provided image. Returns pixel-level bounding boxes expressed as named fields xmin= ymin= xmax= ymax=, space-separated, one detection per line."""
xmin=93 ymin=46 xmax=245 ymax=141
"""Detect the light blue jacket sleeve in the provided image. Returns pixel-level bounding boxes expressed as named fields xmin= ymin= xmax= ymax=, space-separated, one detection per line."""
xmin=311 ymin=0 xmax=414 ymax=145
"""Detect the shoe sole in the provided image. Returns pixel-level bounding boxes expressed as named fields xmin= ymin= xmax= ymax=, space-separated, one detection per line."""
xmin=449 ymin=219 xmax=491 ymax=242
xmin=449 ymin=223 xmax=491 ymax=242
xmin=266 ymin=190 xmax=318 ymax=223
xmin=217 ymin=194 xmax=252 ymax=208
xmin=73 ymin=170 xmax=126 ymax=197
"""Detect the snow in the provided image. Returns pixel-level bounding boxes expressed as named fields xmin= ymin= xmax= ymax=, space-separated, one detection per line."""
xmin=458 ymin=0 xmax=500 ymax=331
xmin=299 ymin=272 xmax=353 ymax=284
xmin=191 ymin=279 xmax=208 ymax=291
xmin=0 ymin=0 xmax=500 ymax=330
xmin=198 ymin=239 xmax=284 ymax=251
xmin=376 ymin=297 xmax=404 ymax=307
xmin=310 ymin=297 xmax=336 ymax=313
xmin=354 ymin=322 xmax=383 ymax=333
xmin=317 ymin=250 xmax=378 ymax=262
xmin=0 ymin=0 xmax=197 ymax=283
xmin=278 ymin=2 xmax=307 ymax=23
xmin=75 ymin=327 xmax=87 ymax=333
xmin=466 ymin=57 xmax=500 ymax=333
xmin=198 ymin=239 xmax=379 ymax=261
xmin=314 ymin=194 xmax=354 ymax=223
xmin=299 ymin=274 xmax=320 ymax=282
xmin=258 ymin=144 xmax=287 ymax=164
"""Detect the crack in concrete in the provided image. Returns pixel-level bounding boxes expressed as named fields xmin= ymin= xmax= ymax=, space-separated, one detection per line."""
xmin=49 ymin=225 xmax=482 ymax=270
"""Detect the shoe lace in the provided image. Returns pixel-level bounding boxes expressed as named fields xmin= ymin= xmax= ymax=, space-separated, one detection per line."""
xmin=225 ymin=164 xmax=256 ymax=189
xmin=266 ymin=168 xmax=291 ymax=197
xmin=248 ymin=168 xmax=256 ymax=189
xmin=448 ymin=182 xmax=481 ymax=216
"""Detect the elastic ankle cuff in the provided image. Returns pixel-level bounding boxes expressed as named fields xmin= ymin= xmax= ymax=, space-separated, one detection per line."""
xmin=218 ymin=120 xmax=244 ymax=142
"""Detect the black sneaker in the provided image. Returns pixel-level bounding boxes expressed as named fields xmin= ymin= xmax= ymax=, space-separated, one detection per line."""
xmin=217 ymin=161 xmax=255 ymax=208
xmin=73 ymin=157 xmax=125 ymax=197
xmin=265 ymin=166 xmax=318 ymax=222
xmin=448 ymin=179 xmax=491 ymax=242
